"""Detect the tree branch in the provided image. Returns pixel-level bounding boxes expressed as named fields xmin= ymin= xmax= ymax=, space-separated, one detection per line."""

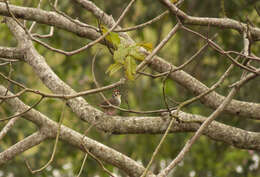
xmin=1 ymin=2 xmax=260 ymax=120
xmin=0 ymin=131 xmax=48 ymax=165
xmin=158 ymin=0 xmax=260 ymax=40
xmin=0 ymin=46 xmax=24 ymax=60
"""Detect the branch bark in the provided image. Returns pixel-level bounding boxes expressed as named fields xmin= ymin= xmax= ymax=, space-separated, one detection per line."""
xmin=0 ymin=131 xmax=48 ymax=166
xmin=0 ymin=85 xmax=155 ymax=177
xmin=1 ymin=85 xmax=260 ymax=151
xmin=158 ymin=0 xmax=260 ymax=39
xmin=1 ymin=2 xmax=260 ymax=120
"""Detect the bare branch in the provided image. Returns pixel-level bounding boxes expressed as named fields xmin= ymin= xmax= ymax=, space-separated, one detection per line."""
xmin=91 ymin=51 xmax=177 ymax=115
xmin=4 ymin=0 xmax=136 ymax=56
xmin=1 ymin=85 xmax=260 ymax=151
xmin=48 ymin=0 xmax=99 ymax=32
xmin=115 ymin=11 xmax=169 ymax=32
xmin=25 ymin=101 xmax=65 ymax=174
xmin=0 ymin=46 xmax=24 ymax=60
xmin=158 ymin=87 xmax=238 ymax=177
xmin=0 ymin=72 xmax=125 ymax=100
xmin=81 ymin=138 xmax=117 ymax=177
xmin=158 ymin=24 xmax=251 ymax=176
xmin=142 ymin=62 xmax=234 ymax=177
xmin=138 ymin=34 xmax=215 ymax=78
xmin=28 ymin=0 xmax=43 ymax=32
xmin=114 ymin=0 xmax=185 ymax=32
xmin=76 ymin=153 xmax=88 ymax=177
xmin=136 ymin=22 xmax=180 ymax=73
xmin=181 ymin=25 xmax=259 ymax=74
xmin=0 ymin=96 xmax=44 ymax=122
xmin=0 ymin=131 xmax=48 ymax=165
xmin=1 ymin=1 xmax=260 ymax=120
xmin=0 ymin=116 xmax=19 ymax=140
xmin=158 ymin=0 xmax=260 ymax=40
xmin=0 ymin=85 xmax=153 ymax=177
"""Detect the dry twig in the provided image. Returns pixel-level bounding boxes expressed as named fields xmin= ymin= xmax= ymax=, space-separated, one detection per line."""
xmin=25 ymin=101 xmax=66 ymax=174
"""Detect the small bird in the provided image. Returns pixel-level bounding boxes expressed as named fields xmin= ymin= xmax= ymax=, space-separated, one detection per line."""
xmin=99 ymin=89 xmax=121 ymax=115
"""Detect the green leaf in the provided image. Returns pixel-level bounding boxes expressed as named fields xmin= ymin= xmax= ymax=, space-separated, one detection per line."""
xmin=129 ymin=46 xmax=145 ymax=61
xmin=113 ymin=46 xmax=129 ymax=64
xmin=124 ymin=56 xmax=136 ymax=80
xmin=170 ymin=0 xmax=178 ymax=3
xmin=136 ymin=42 xmax=153 ymax=51
xmin=101 ymin=25 xmax=120 ymax=48
xmin=110 ymin=32 xmax=120 ymax=47
xmin=105 ymin=63 xmax=123 ymax=76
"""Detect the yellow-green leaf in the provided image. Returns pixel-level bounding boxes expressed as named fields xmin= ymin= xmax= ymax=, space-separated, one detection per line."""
xmin=136 ymin=42 xmax=153 ymax=51
xmin=129 ymin=46 xmax=145 ymax=61
xmin=101 ymin=25 xmax=120 ymax=47
xmin=110 ymin=32 xmax=120 ymax=47
xmin=113 ymin=46 xmax=129 ymax=64
xmin=124 ymin=56 xmax=136 ymax=80
xmin=170 ymin=0 xmax=178 ymax=3
xmin=106 ymin=63 xmax=123 ymax=76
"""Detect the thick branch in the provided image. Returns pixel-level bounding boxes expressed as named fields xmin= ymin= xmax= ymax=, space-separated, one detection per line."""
xmin=0 ymin=85 xmax=154 ymax=177
xmin=3 ymin=16 xmax=260 ymax=151
xmin=0 ymin=2 xmax=100 ymax=40
xmin=149 ymin=56 xmax=260 ymax=119
xmin=0 ymin=131 xmax=47 ymax=166
xmin=1 ymin=3 xmax=260 ymax=120
xmin=158 ymin=0 xmax=260 ymax=40
xmin=1 ymin=85 xmax=260 ymax=151
xmin=1 ymin=3 xmax=260 ymax=121
xmin=0 ymin=46 xmax=24 ymax=60
xmin=72 ymin=0 xmax=260 ymax=120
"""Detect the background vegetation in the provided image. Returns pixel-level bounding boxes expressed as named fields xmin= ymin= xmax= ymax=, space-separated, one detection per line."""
xmin=1 ymin=0 xmax=260 ymax=176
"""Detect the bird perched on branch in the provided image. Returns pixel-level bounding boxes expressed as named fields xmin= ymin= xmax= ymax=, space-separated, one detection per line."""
xmin=99 ymin=89 xmax=121 ymax=115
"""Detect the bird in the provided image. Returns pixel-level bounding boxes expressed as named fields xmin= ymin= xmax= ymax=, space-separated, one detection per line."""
xmin=99 ymin=89 xmax=121 ymax=115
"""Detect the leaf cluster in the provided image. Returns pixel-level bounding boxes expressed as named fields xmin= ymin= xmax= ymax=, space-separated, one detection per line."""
xmin=102 ymin=26 xmax=153 ymax=80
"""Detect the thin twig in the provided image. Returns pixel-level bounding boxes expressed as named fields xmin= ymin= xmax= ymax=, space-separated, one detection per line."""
xmin=92 ymin=51 xmax=177 ymax=115
xmin=225 ymin=51 xmax=260 ymax=62
xmin=0 ymin=72 xmax=125 ymax=99
xmin=0 ymin=116 xmax=19 ymax=140
xmin=136 ymin=22 xmax=181 ymax=73
xmin=140 ymin=66 xmax=175 ymax=177
xmin=114 ymin=0 xmax=185 ymax=32
xmin=114 ymin=11 xmax=169 ymax=32
xmin=28 ymin=0 xmax=43 ymax=32
xmin=138 ymin=34 xmax=216 ymax=78
xmin=158 ymin=87 xmax=238 ymax=177
xmin=91 ymin=50 xmax=120 ymax=109
xmin=25 ymin=101 xmax=66 ymax=174
xmin=0 ymin=58 xmax=19 ymax=62
xmin=181 ymin=25 xmax=259 ymax=74
xmin=0 ymin=62 xmax=12 ymax=105
xmin=255 ymin=5 xmax=260 ymax=17
xmin=0 ymin=96 xmax=44 ymax=122
xmin=81 ymin=138 xmax=116 ymax=177
xmin=79 ymin=117 xmax=116 ymax=177
xmin=141 ymin=61 xmax=235 ymax=177
xmin=162 ymin=66 xmax=174 ymax=114
xmin=76 ymin=153 xmax=88 ymax=177
xmin=4 ymin=0 xmax=135 ymax=56
xmin=0 ymin=62 xmax=10 ymax=66
xmin=229 ymin=67 xmax=260 ymax=88
xmin=158 ymin=25 xmax=251 ymax=177
xmin=30 ymin=0 xmax=58 ymax=38
xmin=48 ymin=0 xmax=99 ymax=32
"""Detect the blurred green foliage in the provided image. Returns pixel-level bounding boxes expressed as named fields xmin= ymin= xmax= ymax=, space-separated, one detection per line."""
xmin=1 ymin=0 xmax=260 ymax=176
